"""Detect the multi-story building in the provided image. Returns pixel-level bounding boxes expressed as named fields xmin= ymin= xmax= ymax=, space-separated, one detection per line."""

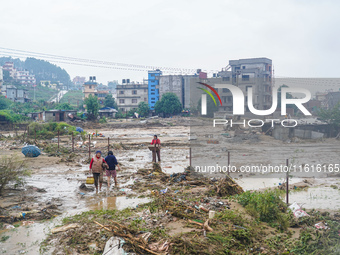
xmin=158 ymin=71 xmax=208 ymax=109
xmin=83 ymin=76 xmax=109 ymax=104
xmin=14 ymin=70 xmax=36 ymax=86
xmin=148 ymin=70 xmax=162 ymax=110
xmin=72 ymin=76 xmax=86 ymax=86
xmin=2 ymin=62 xmax=16 ymax=77
xmin=83 ymin=76 xmax=98 ymax=99
xmin=116 ymin=82 xmax=148 ymax=112
xmin=216 ymin=57 xmax=273 ymax=117
xmin=6 ymin=85 xmax=30 ymax=103
xmin=2 ymin=62 xmax=36 ymax=86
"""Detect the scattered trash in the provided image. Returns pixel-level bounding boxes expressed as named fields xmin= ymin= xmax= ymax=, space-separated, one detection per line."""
xmin=4 ymin=224 xmax=15 ymax=229
xmin=289 ymin=202 xmax=310 ymax=218
xmin=209 ymin=210 xmax=216 ymax=219
xmin=102 ymin=237 xmax=127 ymax=255
xmin=12 ymin=205 xmax=21 ymax=209
xmin=51 ymin=223 xmax=80 ymax=234
xmin=79 ymin=183 xmax=94 ymax=191
xmin=160 ymin=188 xmax=168 ymax=194
xmin=22 ymin=221 xmax=35 ymax=226
xmin=314 ymin=221 xmax=329 ymax=230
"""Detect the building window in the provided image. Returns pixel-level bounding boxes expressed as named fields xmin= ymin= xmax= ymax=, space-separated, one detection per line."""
xmin=222 ymin=77 xmax=230 ymax=81
xmin=242 ymin=75 xmax=250 ymax=81
xmin=120 ymin=108 xmax=125 ymax=112
xmin=132 ymin=90 xmax=137 ymax=95
xmin=222 ymin=88 xmax=229 ymax=93
xmin=144 ymin=89 xmax=147 ymax=92
xmin=242 ymin=66 xmax=246 ymax=69
xmin=119 ymin=99 xmax=125 ymax=104
xmin=151 ymin=93 xmax=155 ymax=95
xmin=144 ymin=97 xmax=147 ymax=102
xmin=89 ymin=86 xmax=92 ymax=89
xmin=119 ymin=91 xmax=124 ymax=94
xmin=132 ymin=99 xmax=137 ymax=103
xmin=151 ymin=101 xmax=155 ymax=104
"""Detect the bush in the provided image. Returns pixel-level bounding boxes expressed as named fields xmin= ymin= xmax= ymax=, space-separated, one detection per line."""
xmin=0 ymin=110 xmax=28 ymax=123
xmin=236 ymin=189 xmax=288 ymax=229
xmin=0 ymin=155 xmax=30 ymax=195
xmin=28 ymin=122 xmax=77 ymax=138
xmin=99 ymin=116 xmax=107 ymax=123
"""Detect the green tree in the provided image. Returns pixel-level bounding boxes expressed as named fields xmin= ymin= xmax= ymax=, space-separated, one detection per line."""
xmin=85 ymin=94 xmax=99 ymax=118
xmin=104 ymin=94 xmax=117 ymax=108
xmin=55 ymin=103 xmax=74 ymax=110
xmin=197 ymin=94 xmax=219 ymax=118
xmin=318 ymin=102 xmax=340 ymax=136
xmin=137 ymin=102 xmax=149 ymax=117
xmin=154 ymin=93 xmax=182 ymax=116
xmin=0 ymin=96 xmax=11 ymax=110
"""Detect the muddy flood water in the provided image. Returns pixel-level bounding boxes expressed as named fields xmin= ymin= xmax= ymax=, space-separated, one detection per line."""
xmin=0 ymin=125 xmax=339 ymax=254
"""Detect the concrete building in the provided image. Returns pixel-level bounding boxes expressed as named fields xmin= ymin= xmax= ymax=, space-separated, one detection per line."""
xmin=158 ymin=75 xmax=184 ymax=106
xmin=116 ymin=83 xmax=148 ymax=112
xmin=72 ymin=76 xmax=86 ymax=86
xmin=2 ymin=62 xmax=16 ymax=77
xmin=6 ymin=86 xmax=30 ymax=103
xmin=99 ymin=107 xmax=117 ymax=118
xmin=14 ymin=70 xmax=36 ymax=86
xmin=2 ymin=62 xmax=36 ymax=86
xmin=40 ymin=110 xmax=77 ymax=122
xmin=148 ymin=70 xmax=162 ymax=110
xmin=216 ymin=57 xmax=273 ymax=117
xmin=83 ymin=76 xmax=98 ymax=99
xmin=157 ymin=71 xmax=208 ymax=109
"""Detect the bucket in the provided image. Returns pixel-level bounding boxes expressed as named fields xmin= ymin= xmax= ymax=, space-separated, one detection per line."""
xmin=86 ymin=176 xmax=94 ymax=185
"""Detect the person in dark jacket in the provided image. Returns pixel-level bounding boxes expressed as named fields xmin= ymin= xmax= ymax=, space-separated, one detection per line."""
xmin=104 ymin=151 xmax=121 ymax=188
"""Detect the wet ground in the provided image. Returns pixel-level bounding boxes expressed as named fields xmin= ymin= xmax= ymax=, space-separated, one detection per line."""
xmin=0 ymin=124 xmax=339 ymax=254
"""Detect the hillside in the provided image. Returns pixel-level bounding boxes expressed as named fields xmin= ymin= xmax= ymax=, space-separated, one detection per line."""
xmin=0 ymin=57 xmax=71 ymax=86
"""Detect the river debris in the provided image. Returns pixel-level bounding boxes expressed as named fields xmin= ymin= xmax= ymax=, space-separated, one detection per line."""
xmin=52 ymin=223 xmax=81 ymax=234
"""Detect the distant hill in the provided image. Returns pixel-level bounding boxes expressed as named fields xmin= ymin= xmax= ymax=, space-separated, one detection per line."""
xmin=0 ymin=57 xmax=71 ymax=86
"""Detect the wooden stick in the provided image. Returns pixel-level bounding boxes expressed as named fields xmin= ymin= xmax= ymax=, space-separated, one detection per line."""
xmin=94 ymin=220 xmax=112 ymax=232
xmin=188 ymin=219 xmax=203 ymax=226
xmin=203 ymin=219 xmax=213 ymax=232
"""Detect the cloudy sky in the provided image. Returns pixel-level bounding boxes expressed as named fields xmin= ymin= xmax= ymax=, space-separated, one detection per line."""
xmin=0 ymin=0 xmax=339 ymax=84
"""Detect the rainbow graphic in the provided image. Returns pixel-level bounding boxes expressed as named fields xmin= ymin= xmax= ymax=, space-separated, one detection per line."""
xmin=197 ymin=82 xmax=223 ymax=106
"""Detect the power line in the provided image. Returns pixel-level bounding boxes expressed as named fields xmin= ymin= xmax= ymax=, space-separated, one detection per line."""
xmin=0 ymin=46 xmax=218 ymax=74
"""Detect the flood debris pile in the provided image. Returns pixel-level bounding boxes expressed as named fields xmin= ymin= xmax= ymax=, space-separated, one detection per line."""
xmin=42 ymin=184 xmax=340 ymax=254
xmin=210 ymin=175 xmax=244 ymax=197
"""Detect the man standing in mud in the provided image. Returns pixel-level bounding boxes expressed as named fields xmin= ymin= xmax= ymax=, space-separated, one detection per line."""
xmin=89 ymin=150 xmax=107 ymax=194
xmin=151 ymin=135 xmax=161 ymax=162
xmin=105 ymin=151 xmax=121 ymax=189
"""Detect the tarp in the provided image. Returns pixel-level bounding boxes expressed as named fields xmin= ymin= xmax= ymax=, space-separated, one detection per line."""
xmin=76 ymin=127 xmax=84 ymax=133
xmin=22 ymin=145 xmax=41 ymax=157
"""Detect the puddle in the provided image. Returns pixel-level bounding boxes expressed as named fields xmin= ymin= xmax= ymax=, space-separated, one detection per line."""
xmin=289 ymin=186 xmax=340 ymax=210
xmin=236 ymin=177 xmax=303 ymax=191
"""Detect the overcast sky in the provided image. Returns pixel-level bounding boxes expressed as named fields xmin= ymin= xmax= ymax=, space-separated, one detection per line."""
xmin=1 ymin=0 xmax=339 ymax=84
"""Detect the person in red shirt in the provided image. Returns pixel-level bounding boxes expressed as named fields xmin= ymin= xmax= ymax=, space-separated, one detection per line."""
xmin=151 ymin=135 xmax=161 ymax=162
xmin=89 ymin=150 xmax=108 ymax=193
